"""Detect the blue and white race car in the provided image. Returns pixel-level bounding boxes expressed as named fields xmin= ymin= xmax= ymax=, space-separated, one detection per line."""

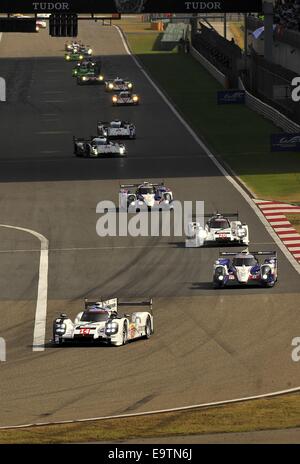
xmin=119 ymin=181 xmax=173 ymax=211
xmin=213 ymin=249 xmax=278 ymax=288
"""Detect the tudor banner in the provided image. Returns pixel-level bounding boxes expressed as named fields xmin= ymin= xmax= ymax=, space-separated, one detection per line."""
xmin=0 ymin=1 xmax=263 ymax=14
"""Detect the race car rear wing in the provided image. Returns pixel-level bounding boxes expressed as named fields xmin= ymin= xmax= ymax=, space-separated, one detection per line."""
xmin=73 ymin=136 xmax=99 ymax=143
xmin=205 ymin=211 xmax=239 ymax=218
xmin=120 ymin=182 xmax=164 ymax=188
xmin=118 ymin=298 xmax=153 ymax=315
xmin=221 ymin=251 xmax=277 ymax=257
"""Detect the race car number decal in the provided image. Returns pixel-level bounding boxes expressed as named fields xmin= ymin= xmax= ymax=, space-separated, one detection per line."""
xmin=217 ymin=234 xmax=228 ymax=238
xmin=80 ymin=328 xmax=90 ymax=335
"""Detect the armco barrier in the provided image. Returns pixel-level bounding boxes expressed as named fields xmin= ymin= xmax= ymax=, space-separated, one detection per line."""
xmin=238 ymin=77 xmax=300 ymax=132
xmin=190 ymin=45 xmax=227 ymax=87
xmin=190 ymin=44 xmax=300 ymax=132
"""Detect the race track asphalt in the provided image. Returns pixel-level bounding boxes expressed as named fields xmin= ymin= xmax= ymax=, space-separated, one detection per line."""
xmin=0 ymin=23 xmax=300 ymax=428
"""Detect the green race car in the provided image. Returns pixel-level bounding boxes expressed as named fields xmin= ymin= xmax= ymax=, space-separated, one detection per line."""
xmin=65 ymin=51 xmax=85 ymax=62
xmin=77 ymin=69 xmax=104 ymax=85
xmin=72 ymin=60 xmax=101 ymax=78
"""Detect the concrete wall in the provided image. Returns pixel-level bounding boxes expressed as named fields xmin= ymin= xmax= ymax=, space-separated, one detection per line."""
xmin=251 ymin=35 xmax=300 ymax=74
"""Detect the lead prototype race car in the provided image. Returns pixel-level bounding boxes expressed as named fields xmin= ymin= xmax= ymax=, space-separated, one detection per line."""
xmin=97 ymin=120 xmax=136 ymax=139
xmin=52 ymin=298 xmax=154 ymax=346
xmin=213 ymin=249 xmax=278 ymax=288
xmin=65 ymin=41 xmax=93 ymax=55
xmin=119 ymin=181 xmax=174 ymax=211
xmin=73 ymin=136 xmax=126 ymax=158
xmin=186 ymin=213 xmax=249 ymax=247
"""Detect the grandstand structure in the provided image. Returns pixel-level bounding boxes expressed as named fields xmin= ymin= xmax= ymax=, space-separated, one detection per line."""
xmin=189 ymin=0 xmax=300 ymax=125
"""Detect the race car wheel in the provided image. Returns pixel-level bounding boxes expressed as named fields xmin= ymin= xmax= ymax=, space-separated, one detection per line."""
xmin=213 ymin=281 xmax=224 ymax=289
xmin=122 ymin=323 xmax=128 ymax=345
xmin=145 ymin=317 xmax=152 ymax=339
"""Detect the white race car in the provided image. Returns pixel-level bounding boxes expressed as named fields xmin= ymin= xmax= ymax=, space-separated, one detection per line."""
xmin=119 ymin=181 xmax=174 ymax=211
xmin=186 ymin=213 xmax=249 ymax=248
xmin=52 ymin=298 xmax=154 ymax=346
xmin=73 ymin=136 xmax=126 ymax=158
xmin=213 ymin=249 xmax=278 ymax=288
xmin=105 ymin=77 xmax=133 ymax=92
xmin=97 ymin=120 xmax=136 ymax=139
xmin=112 ymin=91 xmax=139 ymax=106
xmin=65 ymin=40 xmax=82 ymax=51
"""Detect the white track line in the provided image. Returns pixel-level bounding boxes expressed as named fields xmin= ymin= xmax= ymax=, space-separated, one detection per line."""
xmin=0 ymin=225 xmax=49 ymax=352
xmin=2 ymin=384 xmax=300 ymax=430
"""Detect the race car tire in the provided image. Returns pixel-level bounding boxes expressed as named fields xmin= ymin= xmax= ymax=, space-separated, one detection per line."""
xmin=122 ymin=323 xmax=128 ymax=345
xmin=145 ymin=317 xmax=152 ymax=339
xmin=213 ymin=281 xmax=224 ymax=289
xmin=262 ymin=281 xmax=275 ymax=288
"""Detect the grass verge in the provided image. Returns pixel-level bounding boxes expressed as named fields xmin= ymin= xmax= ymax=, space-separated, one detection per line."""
xmin=116 ymin=20 xmax=300 ymax=203
xmin=1 ymin=393 xmax=300 ymax=443
xmin=286 ymin=213 xmax=300 ymax=233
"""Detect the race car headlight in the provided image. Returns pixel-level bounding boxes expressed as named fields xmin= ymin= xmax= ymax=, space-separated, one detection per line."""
xmin=127 ymin=195 xmax=136 ymax=205
xmin=128 ymin=83 xmax=133 ymax=89
xmin=109 ymin=83 xmax=114 ymax=89
xmin=82 ymin=76 xmax=87 ymax=81
xmin=120 ymin=147 xmax=125 ymax=154
xmin=261 ymin=266 xmax=271 ymax=279
xmin=237 ymin=227 xmax=246 ymax=237
xmin=164 ymin=193 xmax=172 ymax=203
xmin=105 ymin=322 xmax=119 ymax=335
xmin=112 ymin=96 xmax=118 ymax=102
xmin=133 ymin=96 xmax=139 ymax=102
xmin=66 ymin=55 xmax=70 ymax=60
xmin=99 ymin=75 xmax=104 ymax=80
xmin=88 ymin=48 xmax=93 ymax=55
xmin=218 ymin=275 xmax=224 ymax=281
xmin=55 ymin=323 xmax=66 ymax=334
xmin=79 ymin=55 xmax=84 ymax=60
xmin=74 ymin=70 xmax=78 ymax=75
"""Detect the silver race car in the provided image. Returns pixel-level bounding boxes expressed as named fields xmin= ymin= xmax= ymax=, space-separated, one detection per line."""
xmin=112 ymin=91 xmax=139 ymax=106
xmin=52 ymin=298 xmax=154 ymax=346
xmin=73 ymin=136 xmax=126 ymax=158
xmin=119 ymin=181 xmax=173 ymax=211
xmin=213 ymin=249 xmax=278 ymax=288
xmin=186 ymin=212 xmax=249 ymax=247
xmin=105 ymin=77 xmax=133 ymax=92
xmin=97 ymin=120 xmax=136 ymax=139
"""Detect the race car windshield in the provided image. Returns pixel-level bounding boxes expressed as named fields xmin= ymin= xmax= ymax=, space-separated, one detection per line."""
xmin=139 ymin=187 xmax=154 ymax=194
xmin=209 ymin=219 xmax=230 ymax=229
xmin=93 ymin=139 xmax=106 ymax=146
xmin=80 ymin=312 xmax=109 ymax=322
xmin=111 ymin=122 xmax=122 ymax=127
xmin=233 ymin=257 xmax=257 ymax=267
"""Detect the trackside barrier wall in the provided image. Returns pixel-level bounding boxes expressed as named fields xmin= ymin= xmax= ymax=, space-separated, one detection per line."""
xmin=190 ymin=45 xmax=227 ymax=87
xmin=190 ymin=44 xmax=300 ymax=132
xmin=238 ymin=77 xmax=300 ymax=132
